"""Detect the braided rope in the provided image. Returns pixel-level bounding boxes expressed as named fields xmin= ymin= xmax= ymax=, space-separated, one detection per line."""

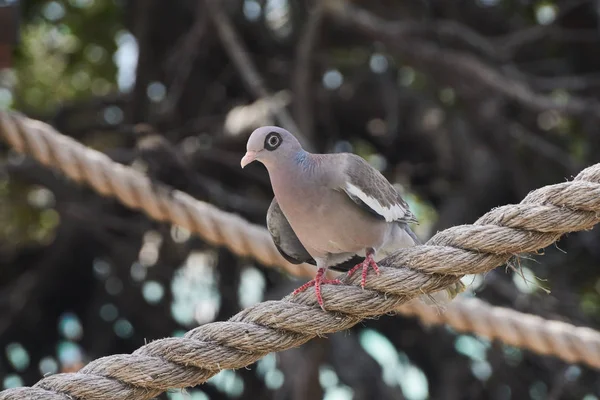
xmin=1 ymin=111 xmax=600 ymax=399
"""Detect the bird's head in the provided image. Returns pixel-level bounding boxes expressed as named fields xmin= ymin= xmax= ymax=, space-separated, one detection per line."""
xmin=241 ymin=126 xmax=302 ymax=169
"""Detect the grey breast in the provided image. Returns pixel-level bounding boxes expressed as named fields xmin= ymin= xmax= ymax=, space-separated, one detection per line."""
xmin=266 ymin=197 xmax=363 ymax=271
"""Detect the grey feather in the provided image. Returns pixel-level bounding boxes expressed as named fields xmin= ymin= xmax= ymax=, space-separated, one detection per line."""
xmin=341 ymin=154 xmax=417 ymax=224
xmin=267 ymin=198 xmax=314 ymax=265
xmin=401 ymin=222 xmax=422 ymax=245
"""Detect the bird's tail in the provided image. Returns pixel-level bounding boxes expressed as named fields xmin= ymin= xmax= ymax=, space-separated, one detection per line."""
xmin=402 ymin=224 xmax=422 ymax=245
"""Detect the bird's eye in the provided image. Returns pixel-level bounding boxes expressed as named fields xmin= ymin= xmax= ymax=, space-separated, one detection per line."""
xmin=265 ymin=132 xmax=282 ymax=150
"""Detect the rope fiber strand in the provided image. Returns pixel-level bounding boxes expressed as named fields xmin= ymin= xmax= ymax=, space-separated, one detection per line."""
xmin=1 ymin=111 xmax=600 ymax=399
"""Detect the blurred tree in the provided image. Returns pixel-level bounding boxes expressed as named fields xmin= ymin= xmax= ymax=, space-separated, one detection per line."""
xmin=1 ymin=0 xmax=600 ymax=399
xmin=0 ymin=1 xmax=19 ymax=69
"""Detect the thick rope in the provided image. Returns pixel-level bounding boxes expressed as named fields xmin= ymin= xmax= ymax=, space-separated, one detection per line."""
xmin=1 ymin=112 xmax=600 ymax=399
xmin=400 ymin=297 xmax=600 ymax=367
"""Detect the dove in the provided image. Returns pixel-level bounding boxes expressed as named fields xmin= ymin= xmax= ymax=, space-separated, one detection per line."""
xmin=241 ymin=126 xmax=463 ymax=310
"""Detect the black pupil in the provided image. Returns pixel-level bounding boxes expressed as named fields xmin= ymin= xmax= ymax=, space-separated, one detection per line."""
xmin=269 ymin=136 xmax=278 ymax=146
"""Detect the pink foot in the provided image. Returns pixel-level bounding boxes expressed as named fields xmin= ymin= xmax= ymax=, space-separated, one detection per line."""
xmin=347 ymin=250 xmax=380 ymax=289
xmin=293 ymin=267 xmax=341 ymax=310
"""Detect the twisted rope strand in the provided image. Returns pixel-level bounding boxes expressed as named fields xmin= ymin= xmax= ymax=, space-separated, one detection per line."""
xmin=1 ymin=112 xmax=600 ymax=399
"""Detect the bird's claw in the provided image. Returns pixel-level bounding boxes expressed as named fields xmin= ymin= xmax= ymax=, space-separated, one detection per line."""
xmin=347 ymin=253 xmax=380 ymax=289
xmin=292 ymin=268 xmax=341 ymax=310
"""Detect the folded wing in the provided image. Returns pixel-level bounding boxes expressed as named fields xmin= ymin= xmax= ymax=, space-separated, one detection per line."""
xmin=340 ymin=154 xmax=417 ymax=224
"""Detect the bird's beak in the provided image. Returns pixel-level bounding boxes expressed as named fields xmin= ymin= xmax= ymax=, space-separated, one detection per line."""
xmin=241 ymin=150 xmax=258 ymax=168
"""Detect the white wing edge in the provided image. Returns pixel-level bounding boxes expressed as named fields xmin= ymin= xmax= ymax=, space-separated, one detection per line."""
xmin=345 ymin=182 xmax=408 ymax=223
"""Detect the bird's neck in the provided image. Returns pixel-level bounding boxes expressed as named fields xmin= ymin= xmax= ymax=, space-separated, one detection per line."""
xmin=267 ymin=150 xmax=321 ymax=205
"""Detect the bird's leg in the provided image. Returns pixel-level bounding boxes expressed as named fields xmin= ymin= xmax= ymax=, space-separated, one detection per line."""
xmin=292 ymin=267 xmax=341 ymax=310
xmin=347 ymin=248 xmax=380 ymax=289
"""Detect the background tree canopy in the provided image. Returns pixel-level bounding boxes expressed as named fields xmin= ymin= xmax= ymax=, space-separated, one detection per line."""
xmin=1 ymin=0 xmax=600 ymax=399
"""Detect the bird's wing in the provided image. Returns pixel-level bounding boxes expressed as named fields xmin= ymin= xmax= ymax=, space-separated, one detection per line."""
xmin=339 ymin=154 xmax=417 ymax=224
xmin=266 ymin=198 xmax=315 ymax=265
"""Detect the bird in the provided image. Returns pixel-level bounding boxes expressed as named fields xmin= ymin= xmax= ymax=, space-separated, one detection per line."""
xmin=241 ymin=126 xmax=464 ymax=310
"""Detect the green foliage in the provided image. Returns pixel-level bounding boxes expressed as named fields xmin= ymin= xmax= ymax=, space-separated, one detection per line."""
xmin=1 ymin=0 xmax=124 ymax=247
xmin=12 ymin=0 xmax=123 ymax=114
xmin=0 ymin=175 xmax=60 ymax=248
